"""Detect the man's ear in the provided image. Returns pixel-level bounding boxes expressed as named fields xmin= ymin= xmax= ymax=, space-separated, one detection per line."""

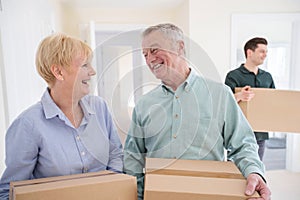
xmin=178 ymin=41 xmax=185 ymax=56
xmin=51 ymin=64 xmax=64 ymax=81
xmin=246 ymin=49 xmax=253 ymax=58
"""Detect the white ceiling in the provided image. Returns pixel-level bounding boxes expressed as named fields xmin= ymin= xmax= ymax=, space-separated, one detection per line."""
xmin=60 ymin=0 xmax=185 ymax=9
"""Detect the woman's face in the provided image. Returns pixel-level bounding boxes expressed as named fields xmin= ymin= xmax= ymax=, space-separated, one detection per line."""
xmin=62 ymin=53 xmax=96 ymax=100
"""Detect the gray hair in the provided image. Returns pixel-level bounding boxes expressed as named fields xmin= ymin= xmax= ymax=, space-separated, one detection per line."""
xmin=142 ymin=23 xmax=185 ymax=53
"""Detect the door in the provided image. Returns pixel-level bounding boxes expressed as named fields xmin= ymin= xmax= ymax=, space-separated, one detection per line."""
xmin=94 ymin=27 xmax=159 ymax=144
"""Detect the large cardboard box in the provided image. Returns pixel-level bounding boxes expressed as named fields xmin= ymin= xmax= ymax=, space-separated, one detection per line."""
xmin=235 ymin=88 xmax=300 ymax=133
xmin=144 ymin=174 xmax=258 ymax=200
xmin=145 ymin=158 xmax=244 ymax=179
xmin=144 ymin=158 xmax=259 ymax=200
xmin=10 ymin=171 xmax=137 ymax=200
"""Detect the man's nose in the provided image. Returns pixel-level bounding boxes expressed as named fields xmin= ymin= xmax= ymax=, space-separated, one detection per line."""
xmin=146 ymin=52 xmax=155 ymax=64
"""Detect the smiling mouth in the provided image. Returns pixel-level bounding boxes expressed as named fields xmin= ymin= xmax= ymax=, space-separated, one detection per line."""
xmin=82 ymin=80 xmax=89 ymax=85
xmin=152 ymin=63 xmax=163 ymax=70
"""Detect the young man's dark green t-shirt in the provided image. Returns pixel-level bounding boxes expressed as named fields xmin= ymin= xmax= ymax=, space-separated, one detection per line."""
xmin=225 ymin=64 xmax=275 ymax=141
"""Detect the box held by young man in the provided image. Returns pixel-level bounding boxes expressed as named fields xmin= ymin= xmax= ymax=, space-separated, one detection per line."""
xmin=235 ymin=88 xmax=300 ymax=133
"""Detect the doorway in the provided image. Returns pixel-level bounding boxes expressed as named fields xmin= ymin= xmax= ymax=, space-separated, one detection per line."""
xmin=92 ymin=25 xmax=159 ymax=144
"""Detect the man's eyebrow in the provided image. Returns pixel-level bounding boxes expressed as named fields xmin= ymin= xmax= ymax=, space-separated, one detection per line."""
xmin=143 ymin=43 xmax=160 ymax=49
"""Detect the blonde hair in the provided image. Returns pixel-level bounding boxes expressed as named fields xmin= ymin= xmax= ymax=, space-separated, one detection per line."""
xmin=35 ymin=33 xmax=92 ymax=86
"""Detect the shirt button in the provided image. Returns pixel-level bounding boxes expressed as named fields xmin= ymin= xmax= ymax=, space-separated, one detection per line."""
xmin=175 ymin=96 xmax=179 ymax=99
xmin=173 ymin=135 xmax=177 ymax=139
xmin=83 ymin=167 xmax=88 ymax=173
xmin=76 ymin=136 xmax=80 ymax=140
xmin=174 ymin=114 xmax=179 ymax=118
xmin=81 ymin=151 xmax=86 ymax=156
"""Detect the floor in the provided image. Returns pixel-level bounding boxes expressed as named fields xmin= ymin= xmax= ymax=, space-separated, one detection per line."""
xmin=265 ymin=170 xmax=300 ymax=200
xmin=263 ymin=138 xmax=286 ymax=171
xmin=263 ymin=137 xmax=300 ymax=200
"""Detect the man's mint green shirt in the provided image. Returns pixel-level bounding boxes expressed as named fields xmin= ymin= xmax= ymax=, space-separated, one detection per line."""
xmin=124 ymin=69 xmax=265 ymax=200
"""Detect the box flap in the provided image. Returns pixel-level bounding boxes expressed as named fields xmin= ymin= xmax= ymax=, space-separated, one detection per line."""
xmin=145 ymin=158 xmax=244 ymax=179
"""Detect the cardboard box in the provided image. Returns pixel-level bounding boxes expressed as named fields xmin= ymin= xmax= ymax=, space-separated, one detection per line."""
xmin=145 ymin=158 xmax=244 ymax=179
xmin=235 ymin=88 xmax=300 ymax=133
xmin=144 ymin=174 xmax=259 ymax=200
xmin=144 ymin=158 xmax=259 ymax=200
xmin=10 ymin=171 xmax=137 ymax=200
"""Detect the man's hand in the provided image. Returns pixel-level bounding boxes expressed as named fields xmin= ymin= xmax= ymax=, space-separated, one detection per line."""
xmin=235 ymin=86 xmax=255 ymax=102
xmin=245 ymin=173 xmax=271 ymax=200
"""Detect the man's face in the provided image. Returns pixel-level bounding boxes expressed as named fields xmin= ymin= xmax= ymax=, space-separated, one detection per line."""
xmin=142 ymin=31 xmax=180 ymax=81
xmin=248 ymin=44 xmax=268 ymax=66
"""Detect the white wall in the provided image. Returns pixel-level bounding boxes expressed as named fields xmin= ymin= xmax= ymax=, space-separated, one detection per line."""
xmin=188 ymin=0 xmax=300 ymax=80
xmin=0 ymin=30 xmax=7 ymax=175
xmin=60 ymin=5 xmax=178 ymax=37
xmin=286 ymin=21 xmax=300 ymax=172
xmin=0 ymin=0 xmax=63 ymax=124
xmin=173 ymin=0 xmax=190 ymax=35
xmin=0 ymin=0 xmax=63 ymax=174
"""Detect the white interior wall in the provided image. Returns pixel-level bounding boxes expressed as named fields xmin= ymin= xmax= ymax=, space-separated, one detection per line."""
xmin=286 ymin=21 xmax=300 ymax=172
xmin=0 ymin=30 xmax=7 ymax=175
xmin=0 ymin=0 xmax=63 ymax=124
xmin=61 ymin=5 xmax=177 ymax=37
xmin=188 ymin=0 xmax=300 ymax=80
xmin=0 ymin=0 xmax=63 ymax=174
xmin=173 ymin=0 xmax=190 ymax=36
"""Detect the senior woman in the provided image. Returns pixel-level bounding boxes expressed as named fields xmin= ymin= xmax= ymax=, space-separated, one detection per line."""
xmin=0 ymin=33 xmax=123 ymax=200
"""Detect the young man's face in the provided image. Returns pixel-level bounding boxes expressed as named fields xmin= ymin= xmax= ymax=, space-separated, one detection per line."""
xmin=142 ymin=31 xmax=181 ymax=81
xmin=248 ymin=44 xmax=268 ymax=66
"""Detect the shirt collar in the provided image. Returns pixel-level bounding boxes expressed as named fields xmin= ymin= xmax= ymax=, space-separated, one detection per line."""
xmin=185 ymin=68 xmax=197 ymax=88
xmin=239 ymin=63 xmax=264 ymax=74
xmin=41 ymin=88 xmax=95 ymax=120
xmin=80 ymin=96 xmax=96 ymax=116
xmin=161 ymin=68 xmax=197 ymax=94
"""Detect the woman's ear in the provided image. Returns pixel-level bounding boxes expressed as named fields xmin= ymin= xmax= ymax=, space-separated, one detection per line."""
xmin=51 ymin=64 xmax=64 ymax=81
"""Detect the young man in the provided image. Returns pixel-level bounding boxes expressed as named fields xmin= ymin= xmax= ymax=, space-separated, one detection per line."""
xmin=225 ymin=37 xmax=275 ymax=161
xmin=124 ymin=23 xmax=271 ymax=200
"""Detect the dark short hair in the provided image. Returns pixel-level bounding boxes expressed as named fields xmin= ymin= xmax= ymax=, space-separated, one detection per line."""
xmin=244 ymin=37 xmax=268 ymax=58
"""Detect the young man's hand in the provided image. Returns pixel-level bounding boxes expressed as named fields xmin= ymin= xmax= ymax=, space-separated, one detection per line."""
xmin=235 ymin=85 xmax=255 ymax=102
